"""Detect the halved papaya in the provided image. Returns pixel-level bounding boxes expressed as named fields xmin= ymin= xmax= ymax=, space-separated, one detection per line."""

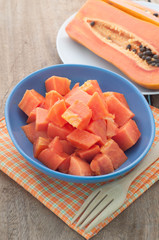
xmin=102 ymin=0 xmax=159 ymax=27
xmin=66 ymin=0 xmax=159 ymax=89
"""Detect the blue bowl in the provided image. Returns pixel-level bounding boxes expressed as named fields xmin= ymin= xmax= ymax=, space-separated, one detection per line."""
xmin=5 ymin=64 xmax=155 ymax=183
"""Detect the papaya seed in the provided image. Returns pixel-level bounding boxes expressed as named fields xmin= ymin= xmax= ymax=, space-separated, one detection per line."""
xmin=90 ymin=21 xmax=95 ymax=27
xmin=126 ymin=44 xmax=131 ymax=50
xmin=153 ymin=13 xmax=158 ymax=17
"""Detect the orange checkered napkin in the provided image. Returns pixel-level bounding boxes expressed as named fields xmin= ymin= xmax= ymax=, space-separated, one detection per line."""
xmin=0 ymin=106 xmax=159 ymax=240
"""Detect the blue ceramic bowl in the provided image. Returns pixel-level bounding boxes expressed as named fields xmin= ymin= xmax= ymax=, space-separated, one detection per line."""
xmin=5 ymin=64 xmax=155 ymax=183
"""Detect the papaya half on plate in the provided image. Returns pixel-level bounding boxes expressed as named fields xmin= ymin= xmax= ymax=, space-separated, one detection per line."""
xmin=65 ymin=0 xmax=159 ymax=89
xmin=102 ymin=0 xmax=159 ymax=27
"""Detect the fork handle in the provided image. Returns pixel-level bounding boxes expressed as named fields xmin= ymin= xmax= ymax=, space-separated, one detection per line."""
xmin=121 ymin=142 xmax=159 ymax=186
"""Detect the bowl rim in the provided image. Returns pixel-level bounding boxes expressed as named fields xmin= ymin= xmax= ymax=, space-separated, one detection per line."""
xmin=5 ymin=64 xmax=156 ymax=183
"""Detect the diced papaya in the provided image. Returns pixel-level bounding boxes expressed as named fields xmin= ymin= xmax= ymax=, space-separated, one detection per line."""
xmin=105 ymin=94 xmax=135 ymax=127
xmin=113 ymin=119 xmax=141 ymax=151
xmin=21 ymin=122 xmax=48 ymax=143
xmin=58 ymin=155 xmax=70 ymax=174
xmin=47 ymin=99 xmax=67 ymax=127
xmin=60 ymin=140 xmax=75 ymax=155
xmin=35 ymin=107 xmax=49 ymax=131
xmin=64 ymin=87 xmax=91 ymax=106
xmin=87 ymin=119 xmax=107 ymax=145
xmin=31 ymin=89 xmax=45 ymax=103
xmin=90 ymin=153 xmax=114 ymax=175
xmin=33 ymin=137 xmax=50 ymax=158
xmin=80 ymin=80 xmax=103 ymax=97
xmin=47 ymin=122 xmax=74 ymax=140
xmin=26 ymin=108 xmax=36 ymax=123
xmin=67 ymin=129 xmax=101 ymax=150
xmin=38 ymin=149 xmax=68 ymax=171
xmin=68 ymin=155 xmax=92 ymax=176
xmin=88 ymin=92 xmax=113 ymax=120
xmin=48 ymin=136 xmax=63 ymax=153
xmin=101 ymin=139 xmax=127 ymax=169
xmin=106 ymin=118 xmax=118 ymax=138
xmin=45 ymin=76 xmax=71 ymax=96
xmin=76 ymin=145 xmax=100 ymax=163
xmin=62 ymin=100 xmax=92 ymax=129
xmin=45 ymin=90 xmax=63 ymax=109
xmin=103 ymin=91 xmax=129 ymax=109
xmin=18 ymin=89 xmax=44 ymax=116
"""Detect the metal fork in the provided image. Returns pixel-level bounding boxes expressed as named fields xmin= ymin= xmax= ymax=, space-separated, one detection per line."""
xmin=71 ymin=142 xmax=159 ymax=233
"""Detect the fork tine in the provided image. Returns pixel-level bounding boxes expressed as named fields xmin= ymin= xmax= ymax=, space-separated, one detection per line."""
xmin=70 ymin=189 xmax=100 ymax=224
xmin=79 ymin=195 xmax=113 ymax=229
xmin=84 ymin=199 xmax=124 ymax=233
xmin=76 ymin=190 xmax=107 ymax=227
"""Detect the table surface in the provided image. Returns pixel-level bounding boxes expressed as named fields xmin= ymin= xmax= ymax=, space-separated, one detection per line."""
xmin=0 ymin=0 xmax=159 ymax=239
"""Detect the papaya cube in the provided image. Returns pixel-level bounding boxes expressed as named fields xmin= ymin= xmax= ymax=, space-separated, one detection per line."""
xmin=60 ymin=140 xmax=75 ymax=155
xmin=101 ymin=139 xmax=127 ymax=169
xmin=67 ymin=129 xmax=101 ymax=150
xmin=26 ymin=108 xmax=36 ymax=123
xmin=47 ymin=99 xmax=67 ymax=127
xmin=106 ymin=118 xmax=118 ymax=138
xmin=88 ymin=92 xmax=113 ymax=120
xmin=58 ymin=156 xmax=71 ymax=174
xmin=76 ymin=145 xmax=100 ymax=163
xmin=45 ymin=90 xmax=63 ymax=109
xmin=113 ymin=119 xmax=141 ymax=151
xmin=35 ymin=107 xmax=49 ymax=131
xmin=33 ymin=137 xmax=50 ymax=158
xmin=103 ymin=92 xmax=129 ymax=109
xmin=45 ymin=76 xmax=71 ymax=96
xmin=38 ymin=148 xmax=68 ymax=170
xmin=47 ymin=122 xmax=74 ymax=140
xmin=90 ymin=153 xmax=114 ymax=175
xmin=48 ymin=136 xmax=63 ymax=153
xmin=18 ymin=89 xmax=45 ymax=116
xmin=87 ymin=119 xmax=107 ymax=145
xmin=80 ymin=80 xmax=103 ymax=96
xmin=21 ymin=122 xmax=47 ymax=144
xmin=64 ymin=87 xmax=91 ymax=106
xmin=62 ymin=100 xmax=92 ymax=129
xmin=105 ymin=94 xmax=135 ymax=127
xmin=68 ymin=155 xmax=92 ymax=176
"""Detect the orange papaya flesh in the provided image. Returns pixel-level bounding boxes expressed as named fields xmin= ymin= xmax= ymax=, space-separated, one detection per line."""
xmin=87 ymin=119 xmax=107 ymax=145
xmin=105 ymin=94 xmax=135 ymax=127
xmin=68 ymin=155 xmax=92 ymax=176
xmin=102 ymin=0 xmax=159 ymax=27
xmin=58 ymin=155 xmax=71 ymax=174
xmin=64 ymin=87 xmax=91 ymax=106
xmin=67 ymin=128 xmax=101 ymax=150
xmin=101 ymin=139 xmax=127 ymax=169
xmin=47 ymin=99 xmax=67 ymax=127
xmin=26 ymin=108 xmax=36 ymax=123
xmin=45 ymin=90 xmax=63 ymax=109
xmin=60 ymin=140 xmax=75 ymax=155
xmin=35 ymin=107 xmax=49 ymax=131
xmin=47 ymin=122 xmax=74 ymax=140
xmin=106 ymin=118 xmax=118 ymax=138
xmin=90 ymin=153 xmax=114 ymax=175
xmin=62 ymin=100 xmax=92 ymax=130
xmin=21 ymin=122 xmax=48 ymax=144
xmin=18 ymin=89 xmax=44 ymax=116
xmin=33 ymin=137 xmax=51 ymax=158
xmin=66 ymin=0 xmax=159 ymax=89
xmin=103 ymin=92 xmax=129 ymax=109
xmin=88 ymin=92 xmax=113 ymax=120
xmin=112 ymin=119 xmax=141 ymax=151
xmin=45 ymin=76 xmax=71 ymax=96
xmin=76 ymin=145 xmax=100 ymax=163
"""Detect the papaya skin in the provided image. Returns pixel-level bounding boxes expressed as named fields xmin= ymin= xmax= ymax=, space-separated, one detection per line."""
xmin=102 ymin=0 xmax=159 ymax=27
xmin=66 ymin=0 xmax=159 ymax=89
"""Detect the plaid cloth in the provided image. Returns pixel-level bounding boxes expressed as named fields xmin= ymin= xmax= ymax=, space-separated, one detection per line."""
xmin=0 ymin=106 xmax=159 ymax=239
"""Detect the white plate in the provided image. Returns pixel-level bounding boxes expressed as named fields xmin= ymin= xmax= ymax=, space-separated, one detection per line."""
xmin=56 ymin=1 xmax=159 ymax=95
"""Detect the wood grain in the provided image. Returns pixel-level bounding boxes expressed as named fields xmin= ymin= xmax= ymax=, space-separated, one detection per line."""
xmin=0 ymin=0 xmax=159 ymax=240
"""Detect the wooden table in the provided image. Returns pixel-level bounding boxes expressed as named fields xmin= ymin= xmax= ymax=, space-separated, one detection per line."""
xmin=0 ymin=0 xmax=159 ymax=239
